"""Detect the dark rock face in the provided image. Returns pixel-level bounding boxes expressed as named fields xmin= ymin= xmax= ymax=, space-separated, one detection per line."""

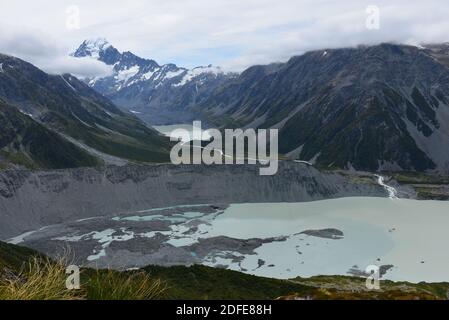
xmin=0 ymin=162 xmax=386 ymax=239
xmin=73 ymin=39 xmax=236 ymax=125
xmin=426 ymin=43 xmax=449 ymax=68
xmin=299 ymin=229 xmax=344 ymax=240
xmin=195 ymin=44 xmax=449 ymax=174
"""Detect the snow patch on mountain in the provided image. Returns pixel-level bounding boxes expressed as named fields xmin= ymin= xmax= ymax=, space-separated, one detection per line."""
xmin=174 ymin=65 xmax=224 ymax=87
xmin=141 ymin=69 xmax=157 ymax=81
xmin=165 ymin=69 xmax=185 ymax=79
xmin=116 ymin=65 xmax=140 ymax=82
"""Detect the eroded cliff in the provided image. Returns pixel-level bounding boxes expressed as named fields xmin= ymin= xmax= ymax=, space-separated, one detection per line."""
xmin=0 ymin=162 xmax=387 ymax=239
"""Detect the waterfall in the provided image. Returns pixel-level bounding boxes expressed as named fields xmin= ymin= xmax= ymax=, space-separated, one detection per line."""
xmin=375 ymin=175 xmax=399 ymax=199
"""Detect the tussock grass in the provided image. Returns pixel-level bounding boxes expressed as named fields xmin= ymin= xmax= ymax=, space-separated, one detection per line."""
xmin=0 ymin=254 xmax=165 ymax=300
xmin=0 ymin=256 xmax=83 ymax=300
xmin=85 ymin=269 xmax=165 ymax=300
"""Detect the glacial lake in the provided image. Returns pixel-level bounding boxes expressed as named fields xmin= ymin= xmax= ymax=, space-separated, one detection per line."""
xmin=9 ymin=197 xmax=449 ymax=283
xmin=202 ymin=198 xmax=449 ymax=282
xmin=154 ymin=124 xmax=211 ymax=142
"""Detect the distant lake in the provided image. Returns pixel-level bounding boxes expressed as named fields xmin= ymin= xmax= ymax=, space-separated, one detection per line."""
xmin=154 ymin=124 xmax=211 ymax=142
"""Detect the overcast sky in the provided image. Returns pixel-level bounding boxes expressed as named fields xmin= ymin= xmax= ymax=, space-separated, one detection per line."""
xmin=0 ymin=0 xmax=448 ymax=77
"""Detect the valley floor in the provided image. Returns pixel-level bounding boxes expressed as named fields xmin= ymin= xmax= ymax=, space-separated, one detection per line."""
xmin=7 ymin=197 xmax=449 ymax=284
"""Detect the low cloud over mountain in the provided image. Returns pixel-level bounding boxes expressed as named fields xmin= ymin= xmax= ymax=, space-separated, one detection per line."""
xmin=1 ymin=0 xmax=448 ymax=72
xmin=0 ymin=25 xmax=113 ymax=78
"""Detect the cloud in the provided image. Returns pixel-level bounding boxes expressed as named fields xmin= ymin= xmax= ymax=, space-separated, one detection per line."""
xmin=40 ymin=56 xmax=114 ymax=79
xmin=0 ymin=24 xmax=113 ymax=78
xmin=0 ymin=0 xmax=448 ymax=72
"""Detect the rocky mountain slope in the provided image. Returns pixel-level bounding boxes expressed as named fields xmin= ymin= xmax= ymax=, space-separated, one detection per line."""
xmin=73 ymin=38 xmax=236 ymax=124
xmin=426 ymin=43 xmax=449 ymax=67
xmin=195 ymin=43 xmax=449 ymax=174
xmin=0 ymin=53 xmax=171 ymax=168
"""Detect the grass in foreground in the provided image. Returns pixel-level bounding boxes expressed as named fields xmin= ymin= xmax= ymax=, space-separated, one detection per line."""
xmin=0 ymin=257 xmax=82 ymax=300
xmin=84 ymin=269 xmax=165 ymax=300
xmin=0 ymin=254 xmax=165 ymax=300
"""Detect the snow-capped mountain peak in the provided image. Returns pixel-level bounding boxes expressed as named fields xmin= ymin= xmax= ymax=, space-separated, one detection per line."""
xmin=73 ymin=38 xmax=122 ymax=65
xmin=73 ymin=38 xmax=111 ymax=58
xmin=73 ymin=39 xmax=233 ymax=91
xmin=72 ymin=38 xmax=236 ymax=124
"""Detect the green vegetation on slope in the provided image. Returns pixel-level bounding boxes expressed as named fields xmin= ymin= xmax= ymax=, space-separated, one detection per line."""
xmin=287 ymin=275 xmax=449 ymax=300
xmin=1 ymin=242 xmax=448 ymax=300
xmin=82 ymin=269 xmax=165 ymax=300
xmin=0 ymin=99 xmax=102 ymax=170
xmin=0 ymin=55 xmax=172 ymax=168
xmin=389 ymin=171 xmax=449 ymax=200
xmin=0 ymin=241 xmax=43 ymax=271
xmin=144 ymin=265 xmax=449 ymax=300
xmin=143 ymin=265 xmax=310 ymax=300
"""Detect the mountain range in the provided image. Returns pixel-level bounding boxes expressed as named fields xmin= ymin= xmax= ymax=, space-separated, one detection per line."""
xmin=73 ymin=38 xmax=236 ymax=124
xmin=194 ymin=43 xmax=449 ymax=173
xmin=73 ymin=39 xmax=449 ymax=175
xmin=2 ymin=40 xmax=449 ymax=174
xmin=0 ymin=53 xmax=171 ymax=169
